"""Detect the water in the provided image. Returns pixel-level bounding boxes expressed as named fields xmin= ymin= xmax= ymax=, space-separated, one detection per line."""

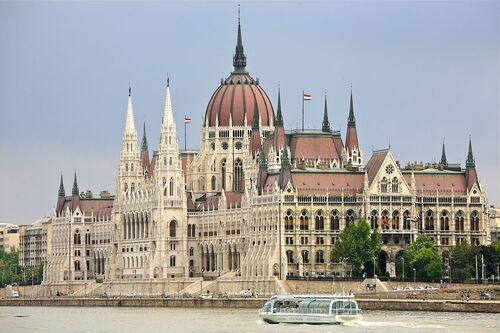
xmin=0 ymin=307 xmax=498 ymax=333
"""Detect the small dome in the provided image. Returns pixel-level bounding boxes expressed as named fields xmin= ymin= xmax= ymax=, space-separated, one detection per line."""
xmin=205 ymin=73 xmax=274 ymax=127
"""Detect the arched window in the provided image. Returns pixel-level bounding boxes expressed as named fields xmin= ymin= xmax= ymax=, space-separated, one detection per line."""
xmin=345 ymin=210 xmax=355 ymax=227
xmin=189 ymin=247 xmax=194 ymax=256
xmin=316 ymin=250 xmax=324 ymax=263
xmin=470 ymin=211 xmax=480 ymax=231
xmin=392 ymin=211 xmax=400 ymax=230
xmin=131 ymin=182 xmax=135 ymax=192
xmin=164 ymin=157 xmax=167 ymax=166
xmin=370 ymin=210 xmax=379 ymax=229
xmin=169 ymin=220 xmax=177 ymax=238
xmin=392 ymin=177 xmax=398 ymax=193
xmin=170 ymin=255 xmax=176 ymax=267
xmin=425 ymin=210 xmax=434 ymax=231
xmin=211 ymin=176 xmax=216 ymax=191
xmin=403 ymin=210 xmax=411 ymax=230
xmin=221 ymin=159 xmax=226 ymax=191
xmin=125 ymin=163 xmax=129 ymax=172
xmin=381 ymin=210 xmax=389 ymax=229
xmin=124 ymin=183 xmax=128 ymax=192
xmin=284 ymin=210 xmax=294 ymax=231
xmin=192 ymin=224 xmax=196 ymax=238
xmin=381 ymin=177 xmax=388 ymax=193
xmin=74 ymin=260 xmax=81 ymax=271
xmin=131 ymin=163 xmax=134 ymax=172
xmin=440 ymin=211 xmax=450 ymax=231
xmin=301 ymin=250 xmax=309 ymax=264
xmin=169 ymin=157 xmax=172 ymax=166
xmin=300 ymin=210 xmax=309 ymax=230
xmin=286 ymin=250 xmax=294 ymax=263
xmin=455 ymin=211 xmax=464 ymax=231
xmin=163 ymin=178 xmax=167 ymax=196
xmin=330 ymin=210 xmax=340 ymax=230
xmin=233 ymin=159 xmax=243 ymax=192
xmin=85 ymin=232 xmax=91 ymax=245
xmin=169 ymin=177 xmax=174 ymax=196
xmin=187 ymin=225 xmax=192 ymax=238
xmin=73 ymin=230 xmax=81 ymax=245
xmin=315 ymin=211 xmax=324 ymax=230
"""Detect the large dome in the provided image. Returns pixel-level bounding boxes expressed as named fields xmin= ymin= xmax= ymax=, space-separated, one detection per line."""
xmin=204 ymin=20 xmax=274 ymax=128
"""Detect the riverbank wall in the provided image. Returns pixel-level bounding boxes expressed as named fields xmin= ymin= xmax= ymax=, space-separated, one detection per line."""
xmin=1 ymin=297 xmax=499 ymax=313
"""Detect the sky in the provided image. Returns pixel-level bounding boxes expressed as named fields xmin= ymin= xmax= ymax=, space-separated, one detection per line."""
xmin=0 ymin=1 xmax=498 ymax=226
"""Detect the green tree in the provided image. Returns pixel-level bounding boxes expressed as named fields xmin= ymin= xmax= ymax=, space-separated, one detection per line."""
xmin=449 ymin=241 xmax=478 ymax=281
xmin=331 ymin=219 xmax=381 ymax=277
xmin=404 ymin=235 xmax=443 ymax=280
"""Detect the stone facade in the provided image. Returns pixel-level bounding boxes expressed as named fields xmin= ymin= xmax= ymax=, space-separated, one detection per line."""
xmin=0 ymin=223 xmax=20 ymax=253
xmin=19 ymin=217 xmax=52 ymax=268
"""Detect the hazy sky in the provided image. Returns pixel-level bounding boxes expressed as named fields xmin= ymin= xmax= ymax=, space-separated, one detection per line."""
xmin=0 ymin=1 xmax=498 ymax=226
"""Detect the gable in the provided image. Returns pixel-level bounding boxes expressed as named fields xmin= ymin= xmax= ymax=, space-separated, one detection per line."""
xmin=367 ymin=151 xmax=411 ymax=195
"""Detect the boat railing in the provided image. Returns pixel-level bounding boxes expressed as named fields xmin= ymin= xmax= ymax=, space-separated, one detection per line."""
xmin=270 ymin=307 xmax=361 ymax=316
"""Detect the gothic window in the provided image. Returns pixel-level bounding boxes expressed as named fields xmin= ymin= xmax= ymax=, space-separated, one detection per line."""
xmin=187 ymin=225 xmax=191 ymax=238
xmin=124 ymin=183 xmax=128 ymax=192
xmin=131 ymin=163 xmax=134 ymax=172
xmin=189 ymin=247 xmax=194 ymax=256
xmin=221 ymin=142 xmax=228 ymax=150
xmin=131 ymin=183 xmax=135 ymax=192
xmin=85 ymin=232 xmax=91 ymax=245
xmin=163 ymin=178 xmax=167 ymax=196
xmin=192 ymin=225 xmax=196 ymax=238
xmin=170 ymin=255 xmax=176 ymax=267
xmin=470 ymin=211 xmax=480 ymax=231
xmin=169 ymin=220 xmax=177 ymax=238
xmin=403 ymin=210 xmax=411 ymax=230
xmin=392 ymin=177 xmax=399 ymax=193
xmin=286 ymin=250 xmax=294 ymax=264
xmin=381 ymin=210 xmax=389 ymax=229
xmin=392 ymin=211 xmax=400 ymax=230
xmin=127 ymin=143 xmax=129 ymax=152
xmin=315 ymin=211 xmax=324 ymax=230
xmin=299 ymin=210 xmax=309 ymax=230
xmin=233 ymin=159 xmax=243 ymax=192
xmin=440 ymin=211 xmax=450 ymax=231
xmin=370 ymin=210 xmax=379 ymax=229
xmin=169 ymin=157 xmax=172 ymax=166
xmin=74 ymin=230 xmax=81 ymax=245
xmin=301 ymin=250 xmax=309 ymax=264
xmin=235 ymin=141 xmax=242 ymax=150
xmin=169 ymin=136 xmax=171 ymax=144
xmin=425 ymin=210 xmax=435 ymax=231
xmin=210 ymin=142 xmax=215 ymax=150
xmin=74 ymin=260 xmax=81 ymax=271
xmin=125 ymin=163 xmax=129 ymax=172
xmin=198 ymin=177 xmax=205 ymax=191
xmin=316 ymin=250 xmax=324 ymax=263
xmin=455 ymin=211 xmax=464 ymax=231
xmin=164 ymin=157 xmax=167 ymax=166
xmin=211 ymin=176 xmax=216 ymax=191
xmin=330 ymin=210 xmax=340 ymax=230
xmin=381 ymin=177 xmax=388 ymax=193
xmin=221 ymin=159 xmax=226 ymax=191
xmin=345 ymin=210 xmax=355 ymax=227
xmin=169 ymin=177 xmax=174 ymax=196
xmin=284 ymin=210 xmax=294 ymax=231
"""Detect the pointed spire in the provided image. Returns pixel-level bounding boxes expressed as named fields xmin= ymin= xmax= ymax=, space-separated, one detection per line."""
xmin=252 ymin=100 xmax=260 ymax=130
xmin=124 ymin=86 xmax=136 ymax=134
xmin=162 ymin=78 xmax=175 ymax=127
xmin=466 ymin=136 xmax=475 ymax=168
xmin=440 ymin=139 xmax=448 ymax=166
xmin=275 ymin=86 xmax=283 ymax=127
xmin=258 ymin=147 xmax=267 ymax=170
xmin=232 ymin=4 xmax=247 ymax=73
xmin=72 ymin=171 xmax=79 ymax=196
xmin=348 ymin=89 xmax=355 ymax=127
xmin=58 ymin=173 xmax=65 ymax=197
xmin=141 ymin=122 xmax=148 ymax=151
xmin=322 ymin=92 xmax=331 ymax=133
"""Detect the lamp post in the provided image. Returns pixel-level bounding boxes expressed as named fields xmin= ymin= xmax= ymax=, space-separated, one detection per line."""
xmin=402 ymin=257 xmax=405 ymax=282
xmin=413 ymin=268 xmax=416 ymax=283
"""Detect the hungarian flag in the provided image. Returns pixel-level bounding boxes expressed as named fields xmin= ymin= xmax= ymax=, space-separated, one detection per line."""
xmin=184 ymin=117 xmax=192 ymax=123
xmin=303 ymin=93 xmax=312 ymax=101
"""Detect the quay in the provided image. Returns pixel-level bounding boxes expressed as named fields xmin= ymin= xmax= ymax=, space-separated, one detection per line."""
xmin=1 ymin=297 xmax=499 ymax=313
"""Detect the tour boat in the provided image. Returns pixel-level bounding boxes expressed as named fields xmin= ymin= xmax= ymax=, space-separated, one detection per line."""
xmin=259 ymin=293 xmax=361 ymax=325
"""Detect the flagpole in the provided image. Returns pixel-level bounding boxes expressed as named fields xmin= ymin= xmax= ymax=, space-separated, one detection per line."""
xmin=184 ymin=115 xmax=187 ymax=151
xmin=302 ymin=90 xmax=304 ymax=131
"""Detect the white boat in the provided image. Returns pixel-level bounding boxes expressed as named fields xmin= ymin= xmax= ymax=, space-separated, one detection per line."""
xmin=259 ymin=293 xmax=361 ymax=325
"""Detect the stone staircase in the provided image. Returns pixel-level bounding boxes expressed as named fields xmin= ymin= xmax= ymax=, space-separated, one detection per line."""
xmin=71 ymin=282 xmax=103 ymax=297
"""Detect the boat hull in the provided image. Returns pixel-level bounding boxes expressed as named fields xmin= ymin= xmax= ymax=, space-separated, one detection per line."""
xmin=260 ymin=313 xmax=352 ymax=325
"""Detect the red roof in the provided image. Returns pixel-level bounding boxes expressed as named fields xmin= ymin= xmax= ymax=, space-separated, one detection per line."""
xmin=288 ymin=133 xmax=341 ymax=163
xmin=291 ymin=172 xmax=364 ymax=195
xmin=365 ymin=150 xmax=389 ymax=184
xmin=403 ymin=171 xmax=468 ymax=195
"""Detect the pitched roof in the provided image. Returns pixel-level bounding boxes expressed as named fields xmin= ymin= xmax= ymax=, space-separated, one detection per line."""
xmin=290 ymin=171 xmax=364 ymax=195
xmin=287 ymin=132 xmax=341 ymax=163
xmin=364 ymin=149 xmax=389 ymax=184
xmin=402 ymin=171 xmax=467 ymax=195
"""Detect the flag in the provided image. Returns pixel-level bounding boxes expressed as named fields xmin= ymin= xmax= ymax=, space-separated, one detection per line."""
xmin=184 ymin=117 xmax=192 ymax=123
xmin=303 ymin=93 xmax=312 ymax=101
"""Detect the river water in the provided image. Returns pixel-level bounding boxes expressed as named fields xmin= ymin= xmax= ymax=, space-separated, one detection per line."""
xmin=0 ymin=307 xmax=498 ymax=333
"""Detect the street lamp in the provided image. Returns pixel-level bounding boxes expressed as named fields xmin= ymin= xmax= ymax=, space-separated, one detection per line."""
xmin=413 ymin=268 xmax=416 ymax=283
xmin=402 ymin=257 xmax=405 ymax=282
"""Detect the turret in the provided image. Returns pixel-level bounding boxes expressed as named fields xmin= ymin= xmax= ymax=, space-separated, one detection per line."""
xmin=465 ymin=137 xmax=479 ymax=191
xmin=440 ymin=139 xmax=448 ymax=167
xmin=71 ymin=171 xmax=80 ymax=212
xmin=322 ymin=93 xmax=331 ymax=133
xmin=56 ymin=173 xmax=66 ymax=216
xmin=344 ymin=89 xmax=363 ymax=167
xmin=250 ymin=101 xmax=261 ymax=158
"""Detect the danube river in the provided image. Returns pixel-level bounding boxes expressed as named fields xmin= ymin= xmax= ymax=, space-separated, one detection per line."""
xmin=1 ymin=307 xmax=498 ymax=333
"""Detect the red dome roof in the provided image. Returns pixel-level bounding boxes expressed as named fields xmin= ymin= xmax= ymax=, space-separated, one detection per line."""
xmin=205 ymin=73 xmax=274 ymax=127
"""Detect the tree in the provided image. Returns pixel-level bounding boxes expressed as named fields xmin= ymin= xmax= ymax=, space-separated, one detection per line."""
xmin=404 ymin=235 xmax=443 ymax=280
xmin=331 ymin=219 xmax=381 ymax=277
xmin=449 ymin=241 xmax=478 ymax=281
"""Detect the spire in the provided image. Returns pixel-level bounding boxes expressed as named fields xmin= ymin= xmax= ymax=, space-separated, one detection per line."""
xmin=258 ymin=147 xmax=267 ymax=170
xmin=232 ymin=4 xmax=247 ymax=73
xmin=322 ymin=93 xmax=331 ymax=133
xmin=348 ymin=89 xmax=355 ymax=127
xmin=58 ymin=173 xmax=65 ymax=197
xmin=252 ymin=100 xmax=260 ymax=130
xmin=440 ymin=139 xmax=448 ymax=166
xmin=466 ymin=136 xmax=475 ymax=168
xmin=162 ymin=78 xmax=175 ymax=127
xmin=141 ymin=122 xmax=148 ymax=151
xmin=275 ymin=86 xmax=283 ymax=126
xmin=72 ymin=171 xmax=79 ymax=196
xmin=124 ymin=86 xmax=136 ymax=134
